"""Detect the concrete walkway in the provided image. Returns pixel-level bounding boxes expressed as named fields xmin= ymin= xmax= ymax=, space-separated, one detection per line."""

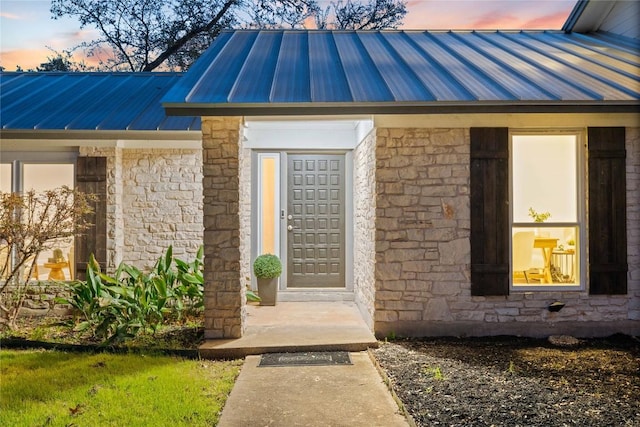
xmin=217 ymin=351 xmax=410 ymax=427
xmin=202 ymin=301 xmax=409 ymax=425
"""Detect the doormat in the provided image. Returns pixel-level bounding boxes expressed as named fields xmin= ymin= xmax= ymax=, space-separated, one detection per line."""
xmin=258 ymin=351 xmax=352 ymax=367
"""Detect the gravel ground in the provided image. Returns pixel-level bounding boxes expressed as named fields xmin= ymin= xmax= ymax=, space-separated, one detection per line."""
xmin=372 ymin=335 xmax=640 ymax=427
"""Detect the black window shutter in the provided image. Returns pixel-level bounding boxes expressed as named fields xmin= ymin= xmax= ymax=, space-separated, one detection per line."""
xmin=75 ymin=156 xmax=107 ymax=280
xmin=588 ymin=127 xmax=627 ymax=295
xmin=470 ymin=128 xmax=510 ymax=296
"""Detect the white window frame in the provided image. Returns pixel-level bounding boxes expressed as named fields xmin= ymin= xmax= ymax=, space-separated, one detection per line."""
xmin=509 ymin=130 xmax=586 ymax=292
xmin=1 ymin=152 xmax=78 ymax=282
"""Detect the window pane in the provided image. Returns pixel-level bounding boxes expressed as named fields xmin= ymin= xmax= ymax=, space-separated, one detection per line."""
xmin=261 ymin=157 xmax=277 ymax=254
xmin=0 ymin=164 xmax=9 ymax=278
xmin=512 ymin=226 xmax=579 ymax=286
xmin=23 ymin=164 xmax=75 ymax=281
xmin=512 ymin=135 xmax=577 ymax=223
xmin=258 ymin=155 xmax=279 ymax=257
xmin=1 ymin=164 xmax=11 ymax=192
xmin=23 ymin=164 xmax=74 ymax=192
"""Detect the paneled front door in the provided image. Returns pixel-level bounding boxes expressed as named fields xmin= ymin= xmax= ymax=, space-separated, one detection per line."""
xmin=287 ymin=154 xmax=345 ymax=288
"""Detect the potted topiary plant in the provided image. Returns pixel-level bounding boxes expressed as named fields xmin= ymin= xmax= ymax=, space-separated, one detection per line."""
xmin=253 ymin=254 xmax=282 ymax=306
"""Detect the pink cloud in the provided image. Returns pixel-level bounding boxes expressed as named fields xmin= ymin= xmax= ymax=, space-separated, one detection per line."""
xmin=470 ymin=12 xmax=521 ymax=29
xmin=0 ymin=49 xmax=50 ymax=71
xmin=0 ymin=12 xmax=20 ymax=19
xmin=401 ymin=0 xmax=574 ymax=30
xmin=523 ymin=10 xmax=572 ymax=29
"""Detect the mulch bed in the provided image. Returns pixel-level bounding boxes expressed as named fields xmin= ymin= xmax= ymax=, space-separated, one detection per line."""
xmin=372 ymin=335 xmax=640 ymax=427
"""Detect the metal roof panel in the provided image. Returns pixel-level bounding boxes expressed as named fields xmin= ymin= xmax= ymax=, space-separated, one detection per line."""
xmin=188 ymin=31 xmax=259 ymax=103
xmin=308 ymin=32 xmax=352 ymax=102
xmin=508 ymin=32 xmax=639 ymax=99
xmin=405 ymin=31 xmax=514 ymax=101
xmin=380 ymin=32 xmax=473 ymax=101
xmin=1 ymin=72 xmax=199 ymax=132
xmin=333 ymin=32 xmax=394 ymax=102
xmin=162 ymin=29 xmax=637 ymax=113
xmin=229 ymin=31 xmax=282 ymax=103
xmin=357 ymin=32 xmax=433 ymax=101
xmin=271 ymin=31 xmax=311 ymax=102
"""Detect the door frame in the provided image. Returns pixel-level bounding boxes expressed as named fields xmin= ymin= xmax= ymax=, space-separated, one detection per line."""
xmin=251 ymin=149 xmax=354 ymax=291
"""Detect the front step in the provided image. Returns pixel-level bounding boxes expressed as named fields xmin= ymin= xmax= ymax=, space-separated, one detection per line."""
xmin=277 ymin=289 xmax=355 ymax=302
xmin=198 ymin=301 xmax=377 ymax=360
xmin=199 ymin=339 xmax=377 ymax=360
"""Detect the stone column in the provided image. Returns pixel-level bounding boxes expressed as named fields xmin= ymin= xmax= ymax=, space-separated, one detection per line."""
xmin=202 ymin=117 xmax=245 ymax=339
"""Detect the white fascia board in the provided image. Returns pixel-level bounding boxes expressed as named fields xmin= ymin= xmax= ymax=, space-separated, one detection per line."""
xmin=0 ymin=130 xmax=202 ymax=151
xmin=374 ymin=113 xmax=640 ymax=129
xmin=243 ymin=118 xmax=373 ymax=149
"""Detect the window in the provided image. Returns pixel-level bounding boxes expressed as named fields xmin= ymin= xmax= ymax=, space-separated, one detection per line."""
xmin=1 ymin=158 xmax=75 ymax=281
xmin=471 ymin=127 xmax=626 ymax=297
xmin=510 ymin=134 xmax=582 ymax=289
xmin=256 ymin=153 xmax=280 ymax=257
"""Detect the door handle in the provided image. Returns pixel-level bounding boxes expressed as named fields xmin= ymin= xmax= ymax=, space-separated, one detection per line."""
xmin=287 ymin=225 xmax=295 ymax=231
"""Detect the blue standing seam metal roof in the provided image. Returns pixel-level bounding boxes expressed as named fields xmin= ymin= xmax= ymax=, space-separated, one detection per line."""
xmin=0 ymin=72 xmax=200 ymax=132
xmin=162 ymin=29 xmax=640 ymax=116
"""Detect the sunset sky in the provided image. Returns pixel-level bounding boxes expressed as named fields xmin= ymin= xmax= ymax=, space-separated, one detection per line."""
xmin=1 ymin=0 xmax=576 ymax=71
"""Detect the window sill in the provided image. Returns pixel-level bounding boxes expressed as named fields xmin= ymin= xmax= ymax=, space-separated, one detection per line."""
xmin=511 ymin=284 xmax=583 ymax=292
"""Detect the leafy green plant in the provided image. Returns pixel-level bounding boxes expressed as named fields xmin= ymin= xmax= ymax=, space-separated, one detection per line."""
xmin=58 ymin=246 xmax=206 ymax=344
xmin=423 ymin=365 xmax=445 ymax=381
xmin=173 ymin=245 xmax=204 ymax=311
xmin=246 ymin=287 xmax=261 ymax=303
xmin=528 ymin=207 xmax=551 ymax=223
xmin=253 ymin=254 xmax=282 ymax=279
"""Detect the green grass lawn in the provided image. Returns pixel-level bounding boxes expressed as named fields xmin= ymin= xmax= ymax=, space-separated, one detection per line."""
xmin=0 ymin=349 xmax=242 ymax=426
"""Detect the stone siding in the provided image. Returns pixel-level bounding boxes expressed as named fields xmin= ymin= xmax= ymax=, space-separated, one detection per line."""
xmin=11 ymin=283 xmax=73 ymax=318
xmin=80 ymin=147 xmax=203 ymax=271
xmin=121 ymin=149 xmax=203 ymax=268
xmin=374 ymin=127 xmax=639 ymax=338
xmin=202 ymin=117 xmax=244 ymax=339
xmin=353 ymin=131 xmax=377 ymax=329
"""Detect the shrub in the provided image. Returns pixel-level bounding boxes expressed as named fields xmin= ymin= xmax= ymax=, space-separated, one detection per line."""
xmin=253 ymin=254 xmax=282 ymax=279
xmin=58 ymin=246 xmax=204 ymax=344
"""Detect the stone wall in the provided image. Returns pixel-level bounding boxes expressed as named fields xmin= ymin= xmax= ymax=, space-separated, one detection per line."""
xmin=353 ymin=131 xmax=377 ymax=329
xmin=79 ymin=147 xmax=203 ymax=271
xmin=201 ymin=117 xmax=244 ymax=339
xmin=121 ymin=149 xmax=203 ymax=268
xmin=12 ymin=283 xmax=72 ymax=318
xmin=373 ymin=127 xmax=639 ymax=338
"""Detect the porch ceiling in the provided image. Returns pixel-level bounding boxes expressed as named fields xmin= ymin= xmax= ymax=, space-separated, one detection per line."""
xmin=162 ymin=30 xmax=640 ymax=117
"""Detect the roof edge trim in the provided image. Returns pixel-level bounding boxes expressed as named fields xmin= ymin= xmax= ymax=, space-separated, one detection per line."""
xmin=0 ymin=129 xmax=202 ymax=141
xmin=163 ymin=101 xmax=640 ymax=117
xmin=562 ymin=0 xmax=590 ymax=32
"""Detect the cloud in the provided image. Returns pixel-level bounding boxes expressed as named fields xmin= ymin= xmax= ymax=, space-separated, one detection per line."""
xmin=0 ymin=48 xmax=50 ymax=71
xmin=471 ymin=11 xmax=521 ymax=29
xmin=0 ymin=12 xmax=20 ymax=20
xmin=523 ymin=11 xmax=571 ymax=29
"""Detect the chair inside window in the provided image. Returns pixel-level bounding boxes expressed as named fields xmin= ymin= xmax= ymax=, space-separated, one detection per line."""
xmin=512 ymin=231 xmax=536 ymax=283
